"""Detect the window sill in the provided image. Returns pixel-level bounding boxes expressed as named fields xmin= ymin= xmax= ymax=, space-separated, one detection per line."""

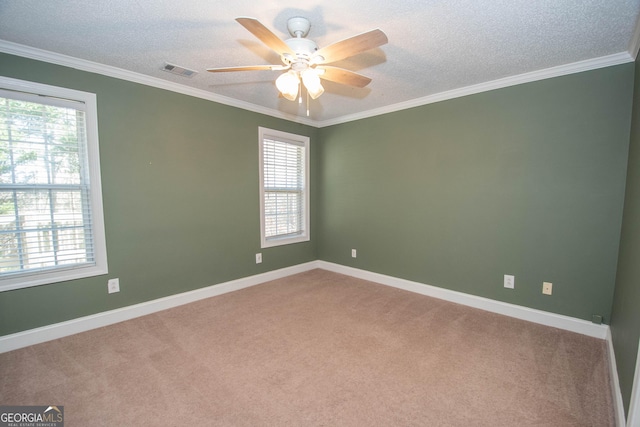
xmin=261 ymin=234 xmax=310 ymax=249
xmin=0 ymin=264 xmax=108 ymax=292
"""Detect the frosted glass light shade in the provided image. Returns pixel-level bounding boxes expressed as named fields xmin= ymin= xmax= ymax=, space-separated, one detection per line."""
xmin=301 ymin=70 xmax=324 ymax=99
xmin=276 ymin=71 xmax=299 ymax=101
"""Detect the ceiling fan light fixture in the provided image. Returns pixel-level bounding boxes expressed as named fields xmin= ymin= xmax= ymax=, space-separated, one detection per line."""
xmin=207 ymin=17 xmax=388 ymax=106
xmin=276 ymin=70 xmax=300 ymax=101
xmin=302 ymin=69 xmax=324 ymax=100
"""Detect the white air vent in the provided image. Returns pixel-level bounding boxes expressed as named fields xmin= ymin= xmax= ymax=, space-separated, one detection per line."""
xmin=161 ymin=63 xmax=198 ymax=78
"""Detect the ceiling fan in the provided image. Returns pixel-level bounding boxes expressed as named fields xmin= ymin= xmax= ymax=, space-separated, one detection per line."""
xmin=207 ymin=17 xmax=388 ymax=102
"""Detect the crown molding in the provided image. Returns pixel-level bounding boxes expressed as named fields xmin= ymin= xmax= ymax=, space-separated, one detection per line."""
xmin=0 ymin=40 xmax=317 ymax=127
xmin=317 ymin=51 xmax=634 ymax=127
xmin=0 ymin=39 xmax=634 ymax=129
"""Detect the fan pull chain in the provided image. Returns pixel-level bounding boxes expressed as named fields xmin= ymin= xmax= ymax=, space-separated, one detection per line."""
xmin=306 ymin=91 xmax=310 ymax=117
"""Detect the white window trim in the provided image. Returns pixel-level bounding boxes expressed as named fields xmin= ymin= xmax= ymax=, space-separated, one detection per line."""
xmin=0 ymin=76 xmax=108 ymax=292
xmin=259 ymin=127 xmax=310 ymax=248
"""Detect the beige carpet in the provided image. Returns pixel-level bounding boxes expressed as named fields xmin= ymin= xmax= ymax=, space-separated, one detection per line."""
xmin=0 ymin=269 xmax=614 ymax=426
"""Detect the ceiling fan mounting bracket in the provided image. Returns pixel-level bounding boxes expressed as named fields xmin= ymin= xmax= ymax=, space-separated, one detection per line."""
xmin=287 ymin=17 xmax=311 ymax=38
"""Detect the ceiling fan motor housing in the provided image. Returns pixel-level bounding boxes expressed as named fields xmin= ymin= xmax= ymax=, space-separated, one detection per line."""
xmin=283 ymin=38 xmax=319 ymax=70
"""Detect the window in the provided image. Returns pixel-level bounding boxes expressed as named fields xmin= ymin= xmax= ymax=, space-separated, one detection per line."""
xmin=259 ymin=127 xmax=310 ymax=248
xmin=0 ymin=77 xmax=107 ymax=292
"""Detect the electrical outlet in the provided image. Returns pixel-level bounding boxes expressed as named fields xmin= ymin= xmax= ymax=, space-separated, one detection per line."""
xmin=542 ymin=282 xmax=553 ymax=295
xmin=351 ymin=249 xmax=357 ymax=258
xmin=256 ymin=253 xmax=262 ymax=264
xmin=504 ymin=274 xmax=515 ymax=289
xmin=108 ymin=278 xmax=120 ymax=294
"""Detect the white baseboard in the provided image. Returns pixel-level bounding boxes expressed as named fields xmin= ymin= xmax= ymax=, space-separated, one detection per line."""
xmin=318 ymin=261 xmax=609 ymax=339
xmin=0 ymin=260 xmax=610 ymax=348
xmin=1 ymin=260 xmax=624 ymax=422
xmin=0 ymin=261 xmax=320 ymax=354
xmin=606 ymin=328 xmax=627 ymax=427
xmin=628 ymin=338 xmax=640 ymax=427
xmin=321 ymin=262 xmax=626 ymax=423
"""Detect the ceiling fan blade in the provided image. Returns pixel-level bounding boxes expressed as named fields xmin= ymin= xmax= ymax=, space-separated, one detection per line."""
xmin=236 ymin=17 xmax=295 ymax=57
xmin=206 ymin=65 xmax=288 ymax=73
xmin=313 ymin=29 xmax=388 ymax=64
xmin=316 ymin=66 xmax=372 ymax=88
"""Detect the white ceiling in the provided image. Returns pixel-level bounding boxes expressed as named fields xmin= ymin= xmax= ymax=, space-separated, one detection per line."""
xmin=1 ymin=1 xmax=639 ymax=127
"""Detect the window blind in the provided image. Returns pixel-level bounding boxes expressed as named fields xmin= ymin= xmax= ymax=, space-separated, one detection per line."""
xmin=262 ymin=137 xmax=306 ymax=240
xmin=0 ymin=93 xmax=95 ymax=278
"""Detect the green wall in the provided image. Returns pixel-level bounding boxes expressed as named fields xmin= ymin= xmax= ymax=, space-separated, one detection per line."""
xmin=611 ymin=53 xmax=640 ymax=416
xmin=0 ymin=51 xmax=635 ymax=353
xmin=0 ymin=53 xmax=318 ymax=336
xmin=317 ymin=64 xmax=633 ymax=322
xmin=2 ymin=47 xmax=639 ymax=418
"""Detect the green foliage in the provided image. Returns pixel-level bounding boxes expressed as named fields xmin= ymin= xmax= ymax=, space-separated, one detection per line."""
xmin=0 ymin=97 xmax=82 ymax=214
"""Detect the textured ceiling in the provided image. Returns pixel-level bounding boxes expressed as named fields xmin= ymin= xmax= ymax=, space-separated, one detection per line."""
xmin=0 ymin=1 xmax=639 ymax=126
